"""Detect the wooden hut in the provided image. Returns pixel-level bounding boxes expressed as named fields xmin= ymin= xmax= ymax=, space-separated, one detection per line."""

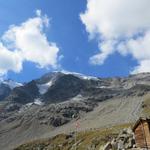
xmin=133 ymin=117 xmax=150 ymax=149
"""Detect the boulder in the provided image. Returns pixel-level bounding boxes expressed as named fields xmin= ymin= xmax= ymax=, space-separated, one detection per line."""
xmin=103 ymin=142 xmax=112 ymax=150
xmin=103 ymin=128 xmax=136 ymax=150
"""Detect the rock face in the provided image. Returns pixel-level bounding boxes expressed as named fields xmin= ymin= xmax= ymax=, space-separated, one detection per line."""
xmin=1 ymin=72 xmax=150 ymax=150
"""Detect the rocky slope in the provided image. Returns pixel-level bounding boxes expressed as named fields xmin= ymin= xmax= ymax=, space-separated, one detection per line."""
xmin=0 ymin=72 xmax=150 ymax=150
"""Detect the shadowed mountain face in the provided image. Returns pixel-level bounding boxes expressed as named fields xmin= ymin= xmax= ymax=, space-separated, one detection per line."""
xmin=0 ymin=80 xmax=22 ymax=101
xmin=42 ymin=74 xmax=88 ymax=103
xmin=5 ymin=80 xmax=39 ymax=104
xmin=0 ymin=83 xmax=11 ymax=101
xmin=1 ymin=72 xmax=150 ymax=150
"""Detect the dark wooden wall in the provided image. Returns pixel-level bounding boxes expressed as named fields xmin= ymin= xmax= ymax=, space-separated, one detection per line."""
xmin=134 ymin=120 xmax=150 ymax=148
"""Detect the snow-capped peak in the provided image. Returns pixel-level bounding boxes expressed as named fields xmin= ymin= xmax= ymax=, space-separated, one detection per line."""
xmin=58 ymin=70 xmax=99 ymax=80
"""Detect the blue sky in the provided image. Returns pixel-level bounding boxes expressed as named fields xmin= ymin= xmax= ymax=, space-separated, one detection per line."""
xmin=0 ymin=0 xmax=148 ymax=82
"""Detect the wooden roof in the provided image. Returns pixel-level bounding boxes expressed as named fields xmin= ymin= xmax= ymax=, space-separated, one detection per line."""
xmin=132 ymin=117 xmax=150 ymax=131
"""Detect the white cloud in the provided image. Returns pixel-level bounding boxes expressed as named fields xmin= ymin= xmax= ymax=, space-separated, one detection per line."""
xmin=0 ymin=10 xmax=60 ymax=75
xmin=80 ymin=0 xmax=150 ymax=73
xmin=132 ymin=60 xmax=150 ymax=74
xmin=90 ymin=40 xmax=116 ymax=65
xmin=0 ymin=43 xmax=22 ymax=75
xmin=36 ymin=9 xmax=42 ymax=17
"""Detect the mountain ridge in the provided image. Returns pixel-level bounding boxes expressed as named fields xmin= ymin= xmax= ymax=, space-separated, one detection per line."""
xmin=0 ymin=71 xmax=150 ymax=149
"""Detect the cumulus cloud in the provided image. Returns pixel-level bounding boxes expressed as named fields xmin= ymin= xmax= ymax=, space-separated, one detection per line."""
xmin=80 ymin=0 xmax=150 ymax=73
xmin=0 ymin=10 xmax=60 ymax=75
xmin=0 ymin=43 xmax=22 ymax=75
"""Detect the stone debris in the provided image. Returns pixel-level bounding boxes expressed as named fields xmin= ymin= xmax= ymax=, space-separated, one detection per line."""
xmin=103 ymin=128 xmax=136 ymax=150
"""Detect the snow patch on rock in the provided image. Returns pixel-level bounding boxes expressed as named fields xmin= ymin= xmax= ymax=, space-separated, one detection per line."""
xmin=34 ymin=98 xmax=43 ymax=105
xmin=59 ymin=70 xmax=99 ymax=80
xmin=18 ymin=99 xmax=43 ymax=113
xmin=37 ymin=81 xmax=53 ymax=94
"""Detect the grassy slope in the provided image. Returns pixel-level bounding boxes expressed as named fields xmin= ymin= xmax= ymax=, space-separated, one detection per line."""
xmin=14 ymin=123 xmax=132 ymax=150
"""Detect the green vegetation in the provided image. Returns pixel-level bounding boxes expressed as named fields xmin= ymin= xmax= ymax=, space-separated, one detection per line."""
xmin=14 ymin=123 xmax=132 ymax=150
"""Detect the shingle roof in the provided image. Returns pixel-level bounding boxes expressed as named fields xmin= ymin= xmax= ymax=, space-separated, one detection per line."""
xmin=132 ymin=117 xmax=150 ymax=131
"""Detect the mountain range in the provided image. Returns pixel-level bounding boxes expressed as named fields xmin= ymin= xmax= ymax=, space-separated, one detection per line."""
xmin=0 ymin=71 xmax=150 ymax=150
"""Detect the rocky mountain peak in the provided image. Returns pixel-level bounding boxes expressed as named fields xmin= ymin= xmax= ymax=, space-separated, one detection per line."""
xmin=2 ymin=71 xmax=150 ymax=105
